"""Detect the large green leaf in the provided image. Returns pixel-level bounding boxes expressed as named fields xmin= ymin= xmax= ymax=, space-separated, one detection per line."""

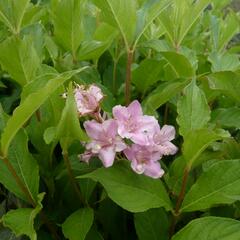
xmin=132 ymin=59 xmax=164 ymax=94
xmin=182 ymin=129 xmax=222 ymax=167
xmin=177 ymin=80 xmax=210 ymax=137
xmin=161 ymin=51 xmax=195 ymax=78
xmin=207 ymin=71 xmax=240 ymax=103
xmin=93 ymin=0 xmax=137 ymax=48
xmin=62 ymin=208 xmax=94 ymax=240
xmin=1 ymin=193 xmax=44 ymax=240
xmin=143 ymin=78 xmax=189 ymax=114
xmin=52 ymin=0 xmax=86 ymax=57
xmin=133 ymin=0 xmax=172 ymax=49
xmin=181 ymin=160 xmax=240 ymax=212
xmin=46 ymin=83 xmax=87 ymax=151
xmin=0 ymin=36 xmax=40 ymax=86
xmin=0 ymin=108 xmax=39 ymax=203
xmin=172 ymin=217 xmax=240 ymax=240
xmin=134 ymin=208 xmax=169 ymax=240
xmin=78 ymin=161 xmax=172 ymax=212
xmin=0 ymin=67 xmax=88 ymax=157
xmin=0 ymin=0 xmax=30 ymax=33
xmin=211 ymin=107 xmax=240 ymax=129
xmin=159 ymin=0 xmax=210 ymax=46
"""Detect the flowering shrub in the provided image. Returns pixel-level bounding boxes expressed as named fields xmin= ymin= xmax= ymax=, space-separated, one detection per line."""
xmin=0 ymin=0 xmax=240 ymax=240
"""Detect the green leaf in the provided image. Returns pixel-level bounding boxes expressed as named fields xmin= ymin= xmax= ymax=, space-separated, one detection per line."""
xmin=1 ymin=193 xmax=44 ymax=240
xmin=52 ymin=0 xmax=86 ymax=57
xmin=207 ymin=71 xmax=240 ymax=103
xmin=161 ymin=51 xmax=195 ymax=78
xmin=78 ymin=161 xmax=172 ymax=212
xmin=0 ymin=110 xmax=39 ymax=202
xmin=143 ymin=78 xmax=189 ymax=114
xmin=208 ymin=52 xmax=240 ymax=72
xmin=172 ymin=217 xmax=240 ymax=240
xmin=78 ymin=23 xmax=117 ymax=61
xmin=181 ymin=160 xmax=240 ymax=212
xmin=93 ymin=0 xmax=137 ymax=48
xmin=62 ymin=208 xmax=94 ymax=240
xmin=0 ymin=36 xmax=40 ymax=86
xmin=182 ymin=129 xmax=222 ymax=167
xmin=177 ymin=80 xmax=210 ymax=137
xmin=0 ymin=0 xmax=30 ymax=33
xmin=134 ymin=208 xmax=169 ymax=240
xmin=132 ymin=59 xmax=164 ymax=94
xmin=0 ymin=67 xmax=88 ymax=157
xmin=211 ymin=107 xmax=240 ymax=129
xmin=134 ymin=0 xmax=172 ymax=49
xmin=55 ymin=83 xmax=87 ymax=151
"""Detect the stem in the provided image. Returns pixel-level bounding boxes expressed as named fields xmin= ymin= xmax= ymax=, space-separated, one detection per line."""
xmin=125 ymin=49 xmax=134 ymax=105
xmin=113 ymin=60 xmax=117 ymax=95
xmin=169 ymin=166 xmax=190 ymax=239
xmin=62 ymin=151 xmax=85 ymax=205
xmin=1 ymin=157 xmax=60 ymax=240
xmin=36 ymin=109 xmax=41 ymax=122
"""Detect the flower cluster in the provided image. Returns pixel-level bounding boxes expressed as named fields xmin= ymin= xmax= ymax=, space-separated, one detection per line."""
xmin=70 ymin=84 xmax=177 ymax=179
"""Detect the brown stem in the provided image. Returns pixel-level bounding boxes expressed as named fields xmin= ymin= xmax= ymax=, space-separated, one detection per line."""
xmin=125 ymin=49 xmax=134 ymax=105
xmin=169 ymin=166 xmax=190 ymax=239
xmin=163 ymin=104 xmax=169 ymax=125
xmin=63 ymin=152 xmax=85 ymax=205
xmin=113 ymin=60 xmax=117 ymax=95
xmin=36 ymin=109 xmax=41 ymax=122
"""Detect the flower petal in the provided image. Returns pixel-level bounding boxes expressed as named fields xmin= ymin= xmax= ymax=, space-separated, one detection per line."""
xmin=84 ymin=120 xmax=102 ymax=140
xmin=144 ymin=161 xmax=165 ymax=179
xmin=127 ymin=100 xmax=143 ymax=116
xmin=159 ymin=125 xmax=176 ymax=141
xmin=98 ymin=147 xmax=116 ymax=167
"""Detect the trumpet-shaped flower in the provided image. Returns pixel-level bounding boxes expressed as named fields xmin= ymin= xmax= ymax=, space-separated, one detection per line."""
xmin=124 ymin=144 xmax=164 ymax=179
xmin=82 ymin=119 xmax=126 ymax=167
xmin=73 ymin=84 xmax=103 ymax=116
xmin=113 ymin=100 xmax=158 ymax=145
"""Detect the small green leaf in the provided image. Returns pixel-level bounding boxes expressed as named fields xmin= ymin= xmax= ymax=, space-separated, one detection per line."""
xmin=0 ymin=36 xmax=40 ymax=86
xmin=207 ymin=71 xmax=240 ymax=103
xmin=0 ymin=0 xmax=30 ymax=33
xmin=52 ymin=0 xmax=86 ymax=57
xmin=211 ymin=107 xmax=240 ymax=129
xmin=1 ymin=193 xmax=44 ymax=240
xmin=172 ymin=217 xmax=240 ymax=240
xmin=182 ymin=129 xmax=222 ymax=167
xmin=78 ymin=161 xmax=172 ymax=212
xmin=161 ymin=51 xmax=195 ymax=78
xmin=62 ymin=208 xmax=94 ymax=240
xmin=93 ymin=0 xmax=137 ymax=48
xmin=132 ymin=59 xmax=164 ymax=94
xmin=134 ymin=208 xmax=169 ymax=240
xmin=56 ymin=83 xmax=87 ymax=151
xmin=1 ymin=67 xmax=88 ymax=157
xmin=181 ymin=160 xmax=240 ymax=212
xmin=143 ymin=78 xmax=189 ymax=114
xmin=177 ymin=80 xmax=210 ymax=137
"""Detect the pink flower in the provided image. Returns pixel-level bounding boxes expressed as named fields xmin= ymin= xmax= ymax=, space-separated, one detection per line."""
xmin=153 ymin=125 xmax=178 ymax=155
xmin=82 ymin=119 xmax=126 ymax=167
xmin=73 ymin=84 xmax=104 ymax=116
xmin=124 ymin=144 xmax=164 ymax=179
xmin=112 ymin=100 xmax=159 ymax=145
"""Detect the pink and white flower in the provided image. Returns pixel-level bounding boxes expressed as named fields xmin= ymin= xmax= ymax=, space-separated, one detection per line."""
xmin=73 ymin=84 xmax=104 ymax=116
xmin=81 ymin=119 xmax=126 ymax=167
xmin=124 ymin=144 xmax=164 ymax=179
xmin=112 ymin=100 xmax=159 ymax=145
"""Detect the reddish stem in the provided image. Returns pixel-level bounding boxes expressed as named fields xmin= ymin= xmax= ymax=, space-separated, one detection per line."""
xmin=125 ymin=49 xmax=134 ymax=105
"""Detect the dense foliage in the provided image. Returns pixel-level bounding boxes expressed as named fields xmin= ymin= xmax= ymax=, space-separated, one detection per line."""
xmin=0 ymin=0 xmax=240 ymax=239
